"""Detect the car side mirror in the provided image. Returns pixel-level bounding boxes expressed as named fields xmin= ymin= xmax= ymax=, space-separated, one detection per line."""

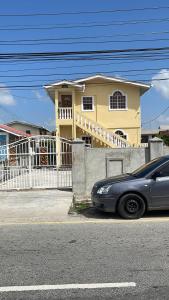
xmin=152 ymin=171 xmax=161 ymax=180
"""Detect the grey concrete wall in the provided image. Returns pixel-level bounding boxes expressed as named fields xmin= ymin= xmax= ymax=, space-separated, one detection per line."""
xmin=72 ymin=138 xmax=165 ymax=200
xmin=149 ymin=137 xmax=164 ymax=160
xmin=163 ymin=146 xmax=169 ymax=156
xmin=85 ymin=147 xmax=146 ymax=196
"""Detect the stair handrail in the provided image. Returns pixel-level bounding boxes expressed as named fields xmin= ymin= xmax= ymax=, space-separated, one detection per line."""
xmin=75 ymin=112 xmax=131 ymax=148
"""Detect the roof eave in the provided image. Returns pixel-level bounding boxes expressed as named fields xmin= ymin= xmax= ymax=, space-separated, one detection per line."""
xmin=44 ymin=80 xmax=84 ymax=90
xmin=7 ymin=121 xmax=48 ymax=131
xmin=44 ymin=81 xmax=85 ymax=102
xmin=74 ymin=74 xmax=151 ymax=91
xmin=0 ymin=127 xmax=27 ymax=137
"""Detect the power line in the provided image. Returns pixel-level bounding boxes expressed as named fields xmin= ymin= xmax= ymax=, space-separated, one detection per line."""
xmin=0 ymin=68 xmax=167 ymax=79
xmin=1 ymin=53 xmax=169 ymax=66
xmin=3 ymin=37 xmax=169 ymax=47
xmin=142 ymin=106 xmax=169 ymax=125
xmin=0 ymin=63 xmax=168 ymax=74
xmin=1 ymin=5 xmax=169 ymax=17
xmin=0 ymin=74 xmax=159 ymax=84
xmin=0 ymin=77 xmax=160 ymax=89
xmin=1 ymin=30 xmax=169 ymax=44
xmin=2 ymin=17 xmax=169 ymax=31
xmin=1 ymin=46 xmax=169 ymax=60
xmin=0 ymin=42 xmax=169 ymax=62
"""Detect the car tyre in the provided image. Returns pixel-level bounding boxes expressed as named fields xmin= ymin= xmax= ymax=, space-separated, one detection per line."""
xmin=117 ymin=193 xmax=146 ymax=219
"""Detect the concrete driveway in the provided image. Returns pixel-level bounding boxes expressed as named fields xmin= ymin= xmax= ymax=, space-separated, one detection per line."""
xmin=0 ymin=189 xmax=73 ymax=223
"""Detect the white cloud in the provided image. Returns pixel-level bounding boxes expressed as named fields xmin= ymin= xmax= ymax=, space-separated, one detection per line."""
xmin=152 ymin=69 xmax=169 ymax=99
xmin=34 ymin=90 xmax=43 ymax=99
xmin=0 ymin=84 xmax=15 ymax=106
xmin=34 ymin=90 xmax=47 ymax=101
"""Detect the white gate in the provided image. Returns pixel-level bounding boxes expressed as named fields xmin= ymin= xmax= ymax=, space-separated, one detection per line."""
xmin=0 ymin=136 xmax=72 ymax=190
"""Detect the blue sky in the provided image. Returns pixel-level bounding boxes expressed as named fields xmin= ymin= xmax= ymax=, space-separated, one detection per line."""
xmin=0 ymin=0 xmax=169 ymax=130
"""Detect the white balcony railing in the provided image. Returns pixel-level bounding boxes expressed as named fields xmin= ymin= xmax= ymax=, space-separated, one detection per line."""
xmin=58 ymin=107 xmax=72 ymax=120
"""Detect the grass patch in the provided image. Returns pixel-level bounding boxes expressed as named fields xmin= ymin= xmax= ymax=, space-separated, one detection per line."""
xmin=69 ymin=199 xmax=91 ymax=214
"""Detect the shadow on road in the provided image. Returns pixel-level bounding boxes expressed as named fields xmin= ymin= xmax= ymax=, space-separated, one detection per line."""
xmin=77 ymin=207 xmax=169 ymax=220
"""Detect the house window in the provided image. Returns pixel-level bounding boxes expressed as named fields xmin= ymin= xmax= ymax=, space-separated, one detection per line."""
xmin=82 ymin=136 xmax=92 ymax=146
xmin=0 ymin=134 xmax=8 ymax=161
xmin=60 ymin=95 xmax=72 ymax=107
xmin=109 ymin=91 xmax=127 ymax=110
xmin=115 ymin=130 xmax=127 ymax=140
xmin=0 ymin=134 xmax=7 ymax=145
xmin=141 ymin=135 xmax=148 ymax=143
xmin=82 ymin=96 xmax=94 ymax=111
xmin=26 ymin=130 xmax=31 ymax=134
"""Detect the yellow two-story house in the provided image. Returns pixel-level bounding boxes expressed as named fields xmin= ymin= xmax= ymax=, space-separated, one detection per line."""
xmin=44 ymin=74 xmax=150 ymax=148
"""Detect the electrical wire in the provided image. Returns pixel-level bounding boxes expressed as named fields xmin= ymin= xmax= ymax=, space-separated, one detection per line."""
xmin=0 ymin=68 xmax=167 ymax=79
xmin=3 ymin=37 xmax=169 ymax=47
xmin=2 ymin=17 xmax=169 ymax=31
xmin=1 ymin=29 xmax=169 ymax=44
xmin=0 ymin=46 xmax=169 ymax=60
xmin=142 ymin=106 xmax=169 ymax=124
xmin=1 ymin=5 xmax=169 ymax=17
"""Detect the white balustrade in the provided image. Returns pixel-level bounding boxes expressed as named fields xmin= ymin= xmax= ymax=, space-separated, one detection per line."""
xmin=58 ymin=107 xmax=72 ymax=119
xmin=140 ymin=143 xmax=148 ymax=148
xmin=75 ymin=112 xmax=129 ymax=148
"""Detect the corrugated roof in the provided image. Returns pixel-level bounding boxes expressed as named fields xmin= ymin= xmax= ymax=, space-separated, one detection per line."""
xmin=7 ymin=120 xmax=49 ymax=131
xmin=141 ymin=128 xmax=159 ymax=135
xmin=159 ymin=125 xmax=169 ymax=131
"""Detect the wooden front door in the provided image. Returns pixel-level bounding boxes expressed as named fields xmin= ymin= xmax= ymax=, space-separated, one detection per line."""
xmin=60 ymin=95 xmax=72 ymax=107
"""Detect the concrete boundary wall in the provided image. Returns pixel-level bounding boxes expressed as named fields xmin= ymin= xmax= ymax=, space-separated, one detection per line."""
xmin=72 ymin=138 xmax=168 ymax=201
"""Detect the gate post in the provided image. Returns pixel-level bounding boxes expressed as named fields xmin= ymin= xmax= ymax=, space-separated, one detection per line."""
xmin=72 ymin=139 xmax=86 ymax=201
xmin=148 ymin=137 xmax=164 ymax=160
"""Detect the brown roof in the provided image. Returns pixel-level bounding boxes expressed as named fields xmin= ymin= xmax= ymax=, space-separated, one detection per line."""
xmin=0 ymin=124 xmax=31 ymax=137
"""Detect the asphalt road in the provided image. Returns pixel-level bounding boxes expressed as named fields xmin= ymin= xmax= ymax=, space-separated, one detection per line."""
xmin=0 ymin=221 xmax=169 ymax=299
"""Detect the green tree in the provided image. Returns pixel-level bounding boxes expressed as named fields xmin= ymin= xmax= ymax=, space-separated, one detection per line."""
xmin=158 ymin=134 xmax=169 ymax=146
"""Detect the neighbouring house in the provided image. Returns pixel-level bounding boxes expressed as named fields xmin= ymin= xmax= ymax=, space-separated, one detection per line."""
xmin=158 ymin=125 xmax=169 ymax=146
xmin=159 ymin=125 xmax=169 ymax=136
xmin=0 ymin=124 xmax=31 ymax=162
xmin=141 ymin=128 xmax=159 ymax=144
xmin=0 ymin=124 xmax=30 ymax=145
xmin=6 ymin=121 xmax=50 ymax=136
xmin=44 ymin=74 xmax=150 ymax=148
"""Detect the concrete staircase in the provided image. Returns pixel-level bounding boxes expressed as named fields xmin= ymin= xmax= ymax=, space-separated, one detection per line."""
xmin=75 ymin=112 xmax=131 ymax=148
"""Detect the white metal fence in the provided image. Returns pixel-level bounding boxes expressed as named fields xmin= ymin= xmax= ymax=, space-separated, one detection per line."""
xmin=0 ymin=136 xmax=72 ymax=190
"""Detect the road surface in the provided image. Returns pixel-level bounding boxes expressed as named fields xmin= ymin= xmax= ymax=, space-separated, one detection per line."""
xmin=0 ymin=220 xmax=169 ymax=299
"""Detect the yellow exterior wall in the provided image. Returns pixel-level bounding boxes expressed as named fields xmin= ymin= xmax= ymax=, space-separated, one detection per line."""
xmin=56 ymin=79 xmax=142 ymax=146
xmin=60 ymin=125 xmax=72 ymax=140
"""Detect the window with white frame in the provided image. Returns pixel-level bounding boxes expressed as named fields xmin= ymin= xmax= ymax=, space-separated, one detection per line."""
xmin=109 ymin=91 xmax=127 ymax=110
xmin=115 ymin=130 xmax=127 ymax=140
xmin=82 ymin=96 xmax=94 ymax=111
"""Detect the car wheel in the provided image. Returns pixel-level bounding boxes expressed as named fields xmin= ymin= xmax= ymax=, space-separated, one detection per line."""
xmin=117 ymin=193 xmax=146 ymax=219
